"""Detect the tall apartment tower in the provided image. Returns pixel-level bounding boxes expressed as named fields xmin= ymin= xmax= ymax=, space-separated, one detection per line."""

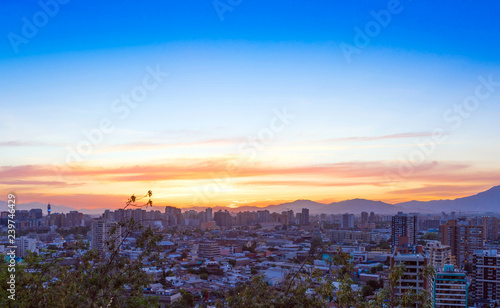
xmin=369 ymin=211 xmax=375 ymax=223
xmin=91 ymin=219 xmax=122 ymax=255
xmin=280 ymin=211 xmax=289 ymax=225
xmin=205 ymin=208 xmax=213 ymax=221
xmin=440 ymin=220 xmax=484 ymax=266
xmin=361 ymin=211 xmax=368 ymax=228
xmin=214 ymin=210 xmax=232 ymax=228
xmin=391 ymin=212 xmax=417 ymax=249
xmin=15 ymin=237 xmax=37 ymax=257
xmin=481 ymin=216 xmax=499 ymax=240
xmin=66 ymin=211 xmax=83 ymax=228
xmin=391 ymin=253 xmax=429 ymax=302
xmin=472 ymin=249 xmax=500 ymax=303
xmin=425 ymin=241 xmax=454 ymax=270
xmin=257 ymin=210 xmax=270 ymax=223
xmin=432 ymin=264 xmax=468 ymax=308
xmin=341 ymin=213 xmax=354 ymax=229
xmin=300 ymin=208 xmax=309 ymax=225
xmin=165 ymin=206 xmax=182 ymax=226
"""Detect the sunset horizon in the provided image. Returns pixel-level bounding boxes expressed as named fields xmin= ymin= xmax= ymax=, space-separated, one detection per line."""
xmin=5 ymin=182 xmax=500 ymax=212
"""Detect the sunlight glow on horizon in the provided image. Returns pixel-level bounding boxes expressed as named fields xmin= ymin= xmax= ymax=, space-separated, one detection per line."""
xmin=1 ymin=1 xmax=500 ymax=210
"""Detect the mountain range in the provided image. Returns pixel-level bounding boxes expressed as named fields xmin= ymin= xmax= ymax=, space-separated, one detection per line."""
xmin=1 ymin=185 xmax=500 ymax=215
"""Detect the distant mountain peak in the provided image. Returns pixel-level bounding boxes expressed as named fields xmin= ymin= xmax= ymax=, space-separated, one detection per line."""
xmin=4 ymin=185 xmax=500 ymax=215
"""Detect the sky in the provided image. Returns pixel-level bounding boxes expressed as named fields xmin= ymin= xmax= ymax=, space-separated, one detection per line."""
xmin=1 ymin=0 xmax=500 ymax=211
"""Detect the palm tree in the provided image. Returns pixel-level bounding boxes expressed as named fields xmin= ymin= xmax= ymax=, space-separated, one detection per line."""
xmin=388 ymin=262 xmax=406 ymax=308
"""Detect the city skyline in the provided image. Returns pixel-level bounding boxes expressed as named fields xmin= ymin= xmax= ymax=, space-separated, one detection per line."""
xmin=1 ymin=1 xmax=500 ymax=211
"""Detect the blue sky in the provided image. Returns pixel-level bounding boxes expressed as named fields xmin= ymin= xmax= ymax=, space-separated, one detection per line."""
xmin=0 ymin=0 xmax=499 ymax=209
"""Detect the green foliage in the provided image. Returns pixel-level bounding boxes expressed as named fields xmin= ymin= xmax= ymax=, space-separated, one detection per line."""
xmin=242 ymin=241 xmax=257 ymax=253
xmin=47 ymin=244 xmax=59 ymax=251
xmin=0 ymin=220 xmax=160 ymax=307
xmin=56 ymin=226 xmax=91 ymax=238
xmin=422 ymin=232 xmax=439 ymax=241
xmin=370 ymin=263 xmax=383 ymax=274
xmin=366 ymin=279 xmax=382 ymax=290
xmin=172 ymin=289 xmax=194 ymax=308
xmin=227 ymin=274 xmax=331 ymax=308
xmin=375 ymin=239 xmax=390 ymax=250
xmin=166 ymin=270 xmax=175 ymax=277
xmin=0 ymin=192 xmax=162 ymax=308
xmin=226 ymin=247 xmax=435 ymax=308
xmin=361 ymin=285 xmax=374 ymax=297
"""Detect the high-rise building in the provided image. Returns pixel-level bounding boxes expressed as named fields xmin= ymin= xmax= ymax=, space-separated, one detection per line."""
xmin=391 ymin=212 xmax=417 ymax=249
xmin=432 ymin=264 xmax=468 ymax=308
xmin=471 ymin=249 xmax=500 ymax=303
xmin=341 ymin=213 xmax=354 ymax=229
xmin=369 ymin=211 xmax=375 ymax=223
xmin=300 ymin=208 xmax=309 ymax=225
xmin=391 ymin=253 xmax=430 ymax=301
xmin=198 ymin=241 xmax=220 ymax=259
xmin=66 ymin=211 xmax=83 ymax=227
xmin=425 ymin=241 xmax=454 ymax=270
xmin=214 ymin=210 xmax=232 ymax=228
xmin=91 ymin=220 xmax=122 ymax=255
xmin=47 ymin=202 xmax=51 ymax=216
xmin=165 ymin=206 xmax=182 ymax=226
xmin=103 ymin=209 xmax=115 ymax=221
xmin=205 ymin=208 xmax=213 ymax=221
xmin=132 ymin=209 xmax=146 ymax=224
xmin=440 ymin=220 xmax=484 ymax=266
xmin=237 ymin=211 xmax=257 ymax=226
xmin=295 ymin=213 xmax=302 ymax=224
xmin=481 ymin=216 xmax=499 ymax=240
xmin=15 ymin=237 xmax=37 ymax=257
xmin=257 ymin=210 xmax=270 ymax=223
xmin=361 ymin=211 xmax=368 ymax=228
xmin=29 ymin=208 xmax=43 ymax=220
xmin=48 ymin=212 xmax=66 ymax=228
xmin=277 ymin=211 xmax=288 ymax=225
xmin=287 ymin=210 xmax=294 ymax=224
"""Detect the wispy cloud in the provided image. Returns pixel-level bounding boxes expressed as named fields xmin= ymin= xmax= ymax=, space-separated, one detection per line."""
xmin=0 ymin=160 xmax=494 ymax=185
xmin=0 ymin=180 xmax=83 ymax=186
xmin=324 ymin=131 xmax=433 ymax=143
xmin=240 ymin=180 xmax=384 ymax=187
xmin=0 ymin=140 xmax=63 ymax=147
xmin=391 ymin=184 xmax=494 ymax=199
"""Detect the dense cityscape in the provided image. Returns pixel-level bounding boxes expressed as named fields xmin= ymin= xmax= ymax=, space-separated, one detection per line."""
xmin=2 ymin=194 xmax=500 ymax=307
